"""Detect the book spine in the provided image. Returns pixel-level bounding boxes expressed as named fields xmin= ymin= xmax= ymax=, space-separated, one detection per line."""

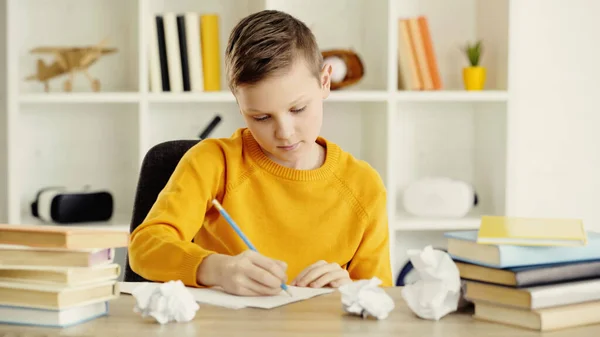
xmin=148 ymin=15 xmax=162 ymax=92
xmin=200 ymin=14 xmax=220 ymax=91
xmin=163 ymin=12 xmax=183 ymax=92
xmin=176 ymin=15 xmax=191 ymax=92
xmin=530 ymin=279 xmax=600 ymax=309
xmin=155 ymin=16 xmax=170 ymax=91
xmin=515 ymin=260 xmax=600 ymax=287
xmin=500 ymin=244 xmax=600 ymax=268
xmin=184 ymin=12 xmax=203 ymax=92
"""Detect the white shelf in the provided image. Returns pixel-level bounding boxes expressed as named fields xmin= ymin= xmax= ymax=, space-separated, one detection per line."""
xmin=1 ymin=0 xmax=512 ymax=282
xmin=17 ymin=90 xmax=394 ymax=104
xmin=396 ymin=90 xmax=508 ymax=102
xmin=148 ymin=91 xmax=234 ymax=103
xmin=326 ymin=90 xmax=389 ymax=102
xmin=19 ymin=92 xmax=140 ymax=104
xmin=394 ymin=214 xmax=481 ymax=231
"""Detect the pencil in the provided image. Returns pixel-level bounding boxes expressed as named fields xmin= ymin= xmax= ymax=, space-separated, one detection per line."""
xmin=211 ymin=199 xmax=292 ymax=297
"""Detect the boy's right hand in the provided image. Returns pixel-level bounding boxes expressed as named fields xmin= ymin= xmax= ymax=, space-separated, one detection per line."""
xmin=197 ymin=251 xmax=288 ymax=296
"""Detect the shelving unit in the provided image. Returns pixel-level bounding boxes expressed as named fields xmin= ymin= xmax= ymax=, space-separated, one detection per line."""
xmin=1 ymin=0 xmax=510 ymax=280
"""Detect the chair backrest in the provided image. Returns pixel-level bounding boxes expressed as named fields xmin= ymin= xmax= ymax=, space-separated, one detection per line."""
xmin=124 ymin=139 xmax=200 ymax=282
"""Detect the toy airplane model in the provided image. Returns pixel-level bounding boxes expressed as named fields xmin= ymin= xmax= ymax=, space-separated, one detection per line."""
xmin=25 ymin=38 xmax=117 ymax=92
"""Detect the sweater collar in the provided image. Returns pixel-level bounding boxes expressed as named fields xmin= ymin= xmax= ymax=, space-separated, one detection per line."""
xmin=241 ymin=128 xmax=340 ymax=181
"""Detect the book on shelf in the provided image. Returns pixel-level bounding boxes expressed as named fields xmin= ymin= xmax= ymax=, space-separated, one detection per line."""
xmin=397 ymin=15 xmax=442 ymax=91
xmin=445 ymin=218 xmax=600 ymax=331
xmin=0 ymin=223 xmax=126 ymax=327
xmin=150 ymin=12 xmax=219 ymax=93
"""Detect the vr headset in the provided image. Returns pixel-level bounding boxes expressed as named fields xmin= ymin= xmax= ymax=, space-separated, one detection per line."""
xmin=31 ymin=186 xmax=113 ymax=224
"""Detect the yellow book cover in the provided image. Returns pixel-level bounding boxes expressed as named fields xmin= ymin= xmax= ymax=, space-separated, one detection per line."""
xmin=200 ymin=14 xmax=220 ymax=91
xmin=476 ymin=216 xmax=587 ymax=246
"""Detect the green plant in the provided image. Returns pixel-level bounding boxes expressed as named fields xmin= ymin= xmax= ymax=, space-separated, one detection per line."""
xmin=464 ymin=40 xmax=483 ymax=67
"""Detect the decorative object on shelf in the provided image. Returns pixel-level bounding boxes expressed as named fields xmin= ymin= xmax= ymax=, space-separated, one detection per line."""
xmin=321 ymin=49 xmax=364 ymax=90
xmin=30 ymin=186 xmax=113 ymax=224
xmin=402 ymin=177 xmax=478 ymax=218
xmin=24 ymin=38 xmax=117 ymax=92
xmin=462 ymin=40 xmax=485 ymax=90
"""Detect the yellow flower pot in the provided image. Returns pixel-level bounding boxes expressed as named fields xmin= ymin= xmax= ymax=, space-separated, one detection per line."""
xmin=463 ymin=66 xmax=486 ymax=91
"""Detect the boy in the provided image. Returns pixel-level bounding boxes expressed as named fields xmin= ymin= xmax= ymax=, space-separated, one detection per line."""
xmin=128 ymin=10 xmax=392 ymax=296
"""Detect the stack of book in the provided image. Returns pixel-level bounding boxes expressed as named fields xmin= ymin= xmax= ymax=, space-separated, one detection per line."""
xmin=397 ymin=15 xmax=442 ymax=91
xmin=445 ymin=216 xmax=600 ymax=332
xmin=0 ymin=224 xmax=129 ymax=328
xmin=149 ymin=12 xmax=221 ymax=93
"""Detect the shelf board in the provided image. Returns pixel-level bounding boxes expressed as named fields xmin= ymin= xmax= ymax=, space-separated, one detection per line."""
xmin=396 ymin=90 xmax=508 ymax=102
xmin=19 ymin=92 xmax=140 ymax=104
xmin=147 ymin=91 xmax=235 ymax=103
xmin=394 ymin=213 xmax=481 ymax=231
xmin=146 ymin=90 xmax=390 ymax=103
xmin=326 ymin=90 xmax=389 ymax=102
xmin=20 ymin=213 xmax=132 ymax=233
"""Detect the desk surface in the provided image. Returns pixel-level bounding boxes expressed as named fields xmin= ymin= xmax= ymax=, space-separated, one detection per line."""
xmin=0 ymin=287 xmax=597 ymax=336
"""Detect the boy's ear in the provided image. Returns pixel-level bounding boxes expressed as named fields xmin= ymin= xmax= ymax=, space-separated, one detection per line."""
xmin=320 ymin=63 xmax=332 ymax=98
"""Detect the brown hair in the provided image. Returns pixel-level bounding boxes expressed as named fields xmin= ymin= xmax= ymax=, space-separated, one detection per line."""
xmin=225 ymin=10 xmax=323 ymax=92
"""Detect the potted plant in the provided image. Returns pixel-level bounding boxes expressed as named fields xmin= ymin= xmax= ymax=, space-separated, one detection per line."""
xmin=462 ymin=40 xmax=485 ymax=90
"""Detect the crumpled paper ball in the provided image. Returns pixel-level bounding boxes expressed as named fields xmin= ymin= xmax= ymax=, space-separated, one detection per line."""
xmin=338 ymin=277 xmax=395 ymax=319
xmin=400 ymin=245 xmax=461 ymax=321
xmin=132 ymin=280 xmax=200 ymax=324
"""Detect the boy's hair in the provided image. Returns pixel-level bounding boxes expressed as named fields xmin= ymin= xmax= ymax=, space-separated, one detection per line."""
xmin=225 ymin=10 xmax=323 ymax=92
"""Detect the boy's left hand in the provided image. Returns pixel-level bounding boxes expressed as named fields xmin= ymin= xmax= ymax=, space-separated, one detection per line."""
xmin=290 ymin=260 xmax=352 ymax=288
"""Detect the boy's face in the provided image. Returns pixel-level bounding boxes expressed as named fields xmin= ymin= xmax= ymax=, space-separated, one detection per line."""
xmin=235 ymin=58 xmax=332 ymax=169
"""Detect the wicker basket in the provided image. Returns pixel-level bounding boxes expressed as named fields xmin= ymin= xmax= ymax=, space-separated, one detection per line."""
xmin=321 ymin=49 xmax=365 ymax=90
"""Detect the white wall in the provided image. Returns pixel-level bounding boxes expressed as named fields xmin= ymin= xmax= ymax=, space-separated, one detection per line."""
xmin=0 ymin=0 xmax=7 ymax=223
xmin=506 ymin=0 xmax=600 ymax=231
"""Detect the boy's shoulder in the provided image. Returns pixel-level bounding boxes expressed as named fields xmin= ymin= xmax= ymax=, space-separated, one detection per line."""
xmin=330 ymin=141 xmax=386 ymax=198
xmin=185 ymin=128 xmax=245 ymax=160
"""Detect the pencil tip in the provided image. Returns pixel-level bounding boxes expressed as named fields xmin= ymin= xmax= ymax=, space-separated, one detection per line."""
xmin=212 ymin=199 xmax=222 ymax=210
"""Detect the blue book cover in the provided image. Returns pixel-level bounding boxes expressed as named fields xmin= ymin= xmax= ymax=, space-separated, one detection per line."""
xmin=445 ymin=230 xmax=600 ymax=268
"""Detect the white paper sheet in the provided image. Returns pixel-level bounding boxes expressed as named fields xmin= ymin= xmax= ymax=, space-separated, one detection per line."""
xmin=119 ymin=282 xmax=334 ymax=309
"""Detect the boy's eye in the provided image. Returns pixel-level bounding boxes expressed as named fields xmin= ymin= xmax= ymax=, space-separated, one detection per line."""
xmin=290 ymin=106 xmax=306 ymax=113
xmin=253 ymin=115 xmax=269 ymax=122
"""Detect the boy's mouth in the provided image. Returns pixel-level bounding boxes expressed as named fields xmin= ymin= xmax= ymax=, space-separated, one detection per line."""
xmin=277 ymin=142 xmax=300 ymax=151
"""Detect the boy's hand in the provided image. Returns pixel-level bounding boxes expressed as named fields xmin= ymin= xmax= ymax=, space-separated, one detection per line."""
xmin=290 ymin=260 xmax=352 ymax=288
xmin=197 ymin=251 xmax=287 ymax=296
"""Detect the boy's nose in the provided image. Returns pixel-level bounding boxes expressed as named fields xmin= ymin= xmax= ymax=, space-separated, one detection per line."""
xmin=275 ymin=119 xmax=294 ymax=140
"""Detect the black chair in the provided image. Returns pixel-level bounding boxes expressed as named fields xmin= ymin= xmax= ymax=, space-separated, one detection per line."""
xmin=123 ymin=139 xmax=200 ymax=282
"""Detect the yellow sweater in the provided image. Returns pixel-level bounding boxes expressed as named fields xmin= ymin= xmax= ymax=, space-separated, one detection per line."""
xmin=129 ymin=128 xmax=393 ymax=287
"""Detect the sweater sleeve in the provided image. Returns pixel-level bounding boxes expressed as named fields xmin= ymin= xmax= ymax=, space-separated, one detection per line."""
xmin=347 ymin=190 xmax=394 ymax=287
xmin=128 ymin=141 xmax=225 ymax=287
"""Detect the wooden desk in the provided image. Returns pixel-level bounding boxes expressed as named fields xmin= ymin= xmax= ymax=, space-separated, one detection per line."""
xmin=0 ymin=287 xmax=597 ymax=336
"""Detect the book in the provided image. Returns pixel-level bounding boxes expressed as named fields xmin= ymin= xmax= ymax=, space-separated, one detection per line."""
xmin=473 ymin=299 xmax=600 ymax=331
xmin=0 ymin=245 xmax=114 ymax=267
xmin=176 ymin=14 xmax=191 ymax=92
xmin=0 ymin=263 xmax=120 ymax=286
xmin=163 ymin=12 xmax=183 ymax=92
xmin=200 ymin=14 xmax=220 ymax=91
xmin=0 ymin=224 xmax=129 ymax=249
xmin=464 ymin=278 xmax=600 ymax=309
xmin=477 ymin=215 xmax=587 ymax=246
xmin=0 ymin=301 xmax=108 ymax=328
xmin=0 ymin=280 xmax=119 ymax=310
xmin=184 ymin=12 xmax=203 ymax=92
xmin=455 ymin=259 xmax=600 ymax=287
xmin=445 ymin=230 xmax=600 ymax=268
